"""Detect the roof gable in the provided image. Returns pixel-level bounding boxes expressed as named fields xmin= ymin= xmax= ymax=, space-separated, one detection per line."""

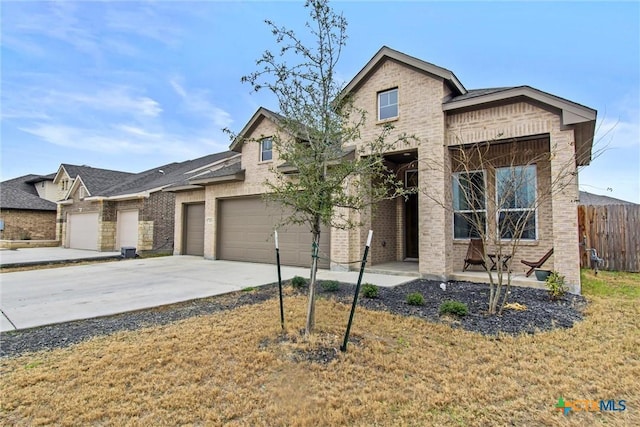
xmin=229 ymin=107 xmax=285 ymax=152
xmin=341 ymin=46 xmax=467 ymax=97
xmin=443 ymin=85 xmax=597 ymax=125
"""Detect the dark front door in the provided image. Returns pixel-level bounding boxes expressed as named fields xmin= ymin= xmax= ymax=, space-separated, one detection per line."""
xmin=405 ymin=194 xmax=419 ymax=259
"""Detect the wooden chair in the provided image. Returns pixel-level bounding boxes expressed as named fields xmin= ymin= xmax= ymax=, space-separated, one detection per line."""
xmin=463 ymin=239 xmax=487 ymax=271
xmin=521 ymin=248 xmax=554 ymax=277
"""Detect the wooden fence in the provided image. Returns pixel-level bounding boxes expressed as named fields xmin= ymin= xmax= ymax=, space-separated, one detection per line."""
xmin=578 ymin=204 xmax=640 ymax=272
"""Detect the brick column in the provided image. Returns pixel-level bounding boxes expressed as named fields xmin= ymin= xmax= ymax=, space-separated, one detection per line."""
xmin=550 ymin=129 xmax=581 ymax=293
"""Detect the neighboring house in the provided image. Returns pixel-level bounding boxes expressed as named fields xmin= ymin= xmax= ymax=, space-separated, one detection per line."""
xmin=0 ymin=174 xmax=58 ymax=241
xmin=578 ymin=191 xmax=637 ymax=206
xmin=169 ymin=46 xmax=597 ymax=293
xmin=58 ymin=152 xmax=238 ymax=253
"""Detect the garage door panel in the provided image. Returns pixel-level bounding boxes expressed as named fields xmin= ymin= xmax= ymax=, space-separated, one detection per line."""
xmin=184 ymin=203 xmax=205 ymax=256
xmin=68 ymin=213 xmax=99 ymax=250
xmin=116 ymin=210 xmax=138 ymax=249
xmin=218 ymin=197 xmax=329 ymax=268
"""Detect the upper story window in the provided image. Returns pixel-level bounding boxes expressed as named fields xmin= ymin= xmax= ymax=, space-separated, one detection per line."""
xmin=378 ymin=88 xmax=398 ymax=121
xmin=260 ymin=138 xmax=273 ymax=162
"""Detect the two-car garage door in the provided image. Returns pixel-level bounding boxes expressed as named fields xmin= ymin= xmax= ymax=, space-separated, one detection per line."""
xmin=217 ymin=197 xmax=330 ymax=268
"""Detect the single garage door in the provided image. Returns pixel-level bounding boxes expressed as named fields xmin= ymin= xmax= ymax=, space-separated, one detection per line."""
xmin=184 ymin=203 xmax=205 ymax=256
xmin=217 ymin=197 xmax=330 ymax=268
xmin=116 ymin=210 xmax=139 ymax=249
xmin=68 ymin=212 xmax=99 ymax=250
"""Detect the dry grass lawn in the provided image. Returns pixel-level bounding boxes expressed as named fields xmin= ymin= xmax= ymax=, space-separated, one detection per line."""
xmin=1 ymin=270 xmax=638 ymax=426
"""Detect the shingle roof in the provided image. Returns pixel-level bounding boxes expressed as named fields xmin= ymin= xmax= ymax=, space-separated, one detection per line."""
xmin=98 ymin=151 xmax=237 ymax=196
xmin=445 ymin=87 xmax=515 ymax=103
xmin=579 ymin=191 xmax=637 ymax=206
xmin=61 ymin=164 xmax=134 ymax=195
xmin=1 ymin=175 xmax=57 ymax=211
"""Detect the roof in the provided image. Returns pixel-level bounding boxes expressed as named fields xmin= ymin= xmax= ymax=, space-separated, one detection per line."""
xmin=443 ymin=85 xmax=597 ymax=126
xmin=579 ymin=191 xmax=637 ymax=206
xmin=341 ymin=46 xmax=467 ymax=97
xmin=0 ymin=175 xmax=57 ymax=211
xmin=57 ymin=164 xmax=134 ymax=196
xmin=97 ymin=151 xmax=237 ymax=197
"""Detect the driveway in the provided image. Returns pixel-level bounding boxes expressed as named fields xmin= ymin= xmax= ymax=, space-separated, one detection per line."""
xmin=0 ymin=256 xmax=415 ymax=332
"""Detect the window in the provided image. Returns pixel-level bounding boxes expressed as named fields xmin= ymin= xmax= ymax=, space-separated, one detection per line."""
xmin=378 ymin=88 xmax=398 ymax=121
xmin=405 ymin=169 xmax=418 ymax=188
xmin=496 ymin=165 xmax=537 ymax=240
xmin=260 ymin=138 xmax=273 ymax=162
xmin=452 ymin=171 xmax=486 ymax=239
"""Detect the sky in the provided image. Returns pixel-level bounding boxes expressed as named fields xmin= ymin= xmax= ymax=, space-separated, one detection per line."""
xmin=1 ymin=1 xmax=639 ymax=203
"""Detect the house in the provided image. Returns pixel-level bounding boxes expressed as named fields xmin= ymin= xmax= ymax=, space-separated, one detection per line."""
xmin=169 ymin=46 xmax=596 ymax=293
xmin=578 ymin=191 xmax=637 ymax=206
xmin=0 ymin=174 xmax=59 ymax=243
xmin=57 ymin=152 xmax=238 ymax=253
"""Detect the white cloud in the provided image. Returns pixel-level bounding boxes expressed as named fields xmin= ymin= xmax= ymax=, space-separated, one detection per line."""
xmin=595 ymin=116 xmax=640 ymax=150
xmin=19 ymin=123 xmax=207 ymax=159
xmin=169 ymin=76 xmax=233 ymax=128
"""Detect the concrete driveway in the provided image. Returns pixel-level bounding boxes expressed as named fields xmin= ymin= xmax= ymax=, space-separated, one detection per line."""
xmin=0 ymin=255 xmax=415 ymax=332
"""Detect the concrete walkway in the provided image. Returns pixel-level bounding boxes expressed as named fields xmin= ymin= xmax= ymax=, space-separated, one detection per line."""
xmin=0 ymin=247 xmax=121 ymax=267
xmin=0 ymin=255 xmax=416 ymax=332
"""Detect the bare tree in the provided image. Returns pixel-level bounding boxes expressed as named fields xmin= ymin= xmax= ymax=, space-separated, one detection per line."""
xmin=234 ymin=0 xmax=413 ymax=335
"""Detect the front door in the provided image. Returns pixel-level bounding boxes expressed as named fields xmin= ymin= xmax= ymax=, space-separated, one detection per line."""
xmin=405 ymin=193 xmax=418 ymax=259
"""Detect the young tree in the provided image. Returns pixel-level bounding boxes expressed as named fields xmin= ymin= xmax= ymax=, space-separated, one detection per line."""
xmin=421 ymin=134 xmax=604 ymax=314
xmin=237 ymin=0 xmax=413 ymax=335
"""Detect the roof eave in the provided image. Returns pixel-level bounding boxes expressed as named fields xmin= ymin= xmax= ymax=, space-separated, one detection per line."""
xmin=162 ymin=184 xmax=204 ymax=193
xmin=442 ymin=86 xmax=597 ymax=125
xmin=189 ymin=171 xmax=246 ymax=185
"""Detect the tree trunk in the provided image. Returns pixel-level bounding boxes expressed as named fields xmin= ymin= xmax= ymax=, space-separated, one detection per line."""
xmin=305 ymin=225 xmax=321 ymax=336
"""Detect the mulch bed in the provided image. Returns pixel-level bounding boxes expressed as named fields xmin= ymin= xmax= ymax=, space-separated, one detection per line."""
xmin=0 ymin=279 xmax=587 ymax=358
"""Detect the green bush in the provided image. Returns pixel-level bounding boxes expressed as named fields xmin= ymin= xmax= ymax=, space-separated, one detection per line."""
xmin=406 ymin=292 xmax=424 ymax=306
xmin=321 ymin=280 xmax=340 ymax=292
xmin=360 ymin=283 xmax=379 ymax=298
xmin=439 ymin=300 xmax=469 ymax=316
xmin=290 ymin=276 xmax=307 ymax=289
xmin=546 ymin=271 xmax=567 ymax=300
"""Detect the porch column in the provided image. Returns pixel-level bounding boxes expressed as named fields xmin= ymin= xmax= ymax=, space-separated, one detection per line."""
xmin=418 ymin=139 xmax=453 ymax=281
xmin=550 ymin=128 xmax=581 ymax=293
xmin=330 ymin=206 xmax=351 ymax=271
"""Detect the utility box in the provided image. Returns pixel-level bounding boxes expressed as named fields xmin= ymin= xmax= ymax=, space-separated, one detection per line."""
xmin=121 ymin=247 xmax=137 ymax=259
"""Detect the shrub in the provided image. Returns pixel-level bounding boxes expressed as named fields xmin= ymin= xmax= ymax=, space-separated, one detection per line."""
xmin=546 ymin=271 xmax=567 ymax=300
xmin=360 ymin=283 xmax=379 ymax=298
xmin=406 ymin=292 xmax=424 ymax=306
xmin=321 ymin=280 xmax=340 ymax=292
xmin=290 ymin=276 xmax=307 ymax=289
xmin=439 ymin=300 xmax=469 ymax=316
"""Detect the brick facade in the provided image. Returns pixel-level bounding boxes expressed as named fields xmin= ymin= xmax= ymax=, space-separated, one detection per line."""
xmin=183 ymin=51 xmax=592 ymax=293
xmin=59 ymin=189 xmax=176 ymax=254
xmin=0 ymin=209 xmax=57 ymax=240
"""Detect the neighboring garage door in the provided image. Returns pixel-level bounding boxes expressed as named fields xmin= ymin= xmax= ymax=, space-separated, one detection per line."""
xmin=116 ymin=210 xmax=139 ymax=249
xmin=217 ymin=197 xmax=330 ymax=268
xmin=67 ymin=212 xmax=99 ymax=250
xmin=184 ymin=203 xmax=205 ymax=256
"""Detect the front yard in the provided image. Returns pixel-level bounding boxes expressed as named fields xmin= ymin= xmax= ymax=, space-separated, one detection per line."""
xmin=1 ymin=270 xmax=638 ymax=426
